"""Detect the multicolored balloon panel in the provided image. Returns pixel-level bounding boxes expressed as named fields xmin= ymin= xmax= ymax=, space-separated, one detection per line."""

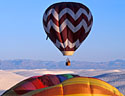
xmin=2 ymin=74 xmax=123 ymax=96
xmin=24 ymin=77 xmax=123 ymax=96
xmin=2 ymin=74 xmax=78 ymax=96
xmin=43 ymin=2 xmax=93 ymax=56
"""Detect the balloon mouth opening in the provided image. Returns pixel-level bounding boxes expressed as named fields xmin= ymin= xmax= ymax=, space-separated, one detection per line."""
xmin=61 ymin=51 xmax=74 ymax=56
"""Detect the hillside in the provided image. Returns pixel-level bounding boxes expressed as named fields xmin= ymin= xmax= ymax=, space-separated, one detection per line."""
xmin=0 ymin=59 xmax=125 ymax=69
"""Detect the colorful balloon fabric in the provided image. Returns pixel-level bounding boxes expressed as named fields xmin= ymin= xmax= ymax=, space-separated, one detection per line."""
xmin=43 ymin=2 xmax=93 ymax=56
xmin=2 ymin=74 xmax=123 ymax=96
xmin=2 ymin=74 xmax=79 ymax=96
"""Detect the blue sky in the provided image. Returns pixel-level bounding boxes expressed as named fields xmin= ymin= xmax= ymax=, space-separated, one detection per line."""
xmin=0 ymin=0 xmax=125 ymax=62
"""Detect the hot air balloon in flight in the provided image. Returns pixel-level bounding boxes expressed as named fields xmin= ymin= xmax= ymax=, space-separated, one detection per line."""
xmin=43 ymin=2 xmax=93 ymax=65
xmin=2 ymin=74 xmax=123 ymax=96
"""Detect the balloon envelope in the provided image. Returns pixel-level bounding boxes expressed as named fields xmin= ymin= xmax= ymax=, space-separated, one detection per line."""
xmin=2 ymin=74 xmax=123 ymax=96
xmin=2 ymin=74 xmax=78 ymax=96
xmin=43 ymin=2 xmax=93 ymax=56
xmin=24 ymin=77 xmax=124 ymax=96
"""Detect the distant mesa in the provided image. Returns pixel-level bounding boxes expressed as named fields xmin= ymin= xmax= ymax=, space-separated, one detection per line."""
xmin=0 ymin=59 xmax=125 ymax=69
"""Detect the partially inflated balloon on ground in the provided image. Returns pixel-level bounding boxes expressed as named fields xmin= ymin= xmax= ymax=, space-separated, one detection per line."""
xmin=2 ymin=74 xmax=79 ymax=96
xmin=2 ymin=74 xmax=123 ymax=96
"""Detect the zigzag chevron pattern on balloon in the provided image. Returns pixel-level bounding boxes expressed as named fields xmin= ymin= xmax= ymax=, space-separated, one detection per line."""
xmin=55 ymin=39 xmax=81 ymax=49
xmin=43 ymin=19 xmax=92 ymax=34
xmin=43 ymin=2 xmax=93 ymax=55
xmin=43 ymin=8 xmax=92 ymax=22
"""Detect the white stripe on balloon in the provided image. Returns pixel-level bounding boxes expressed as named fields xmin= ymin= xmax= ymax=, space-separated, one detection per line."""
xmin=43 ymin=19 xmax=92 ymax=33
xmin=55 ymin=39 xmax=81 ymax=49
xmin=43 ymin=8 xmax=92 ymax=21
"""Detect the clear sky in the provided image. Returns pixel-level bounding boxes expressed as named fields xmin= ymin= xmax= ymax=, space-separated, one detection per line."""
xmin=0 ymin=0 xmax=125 ymax=62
